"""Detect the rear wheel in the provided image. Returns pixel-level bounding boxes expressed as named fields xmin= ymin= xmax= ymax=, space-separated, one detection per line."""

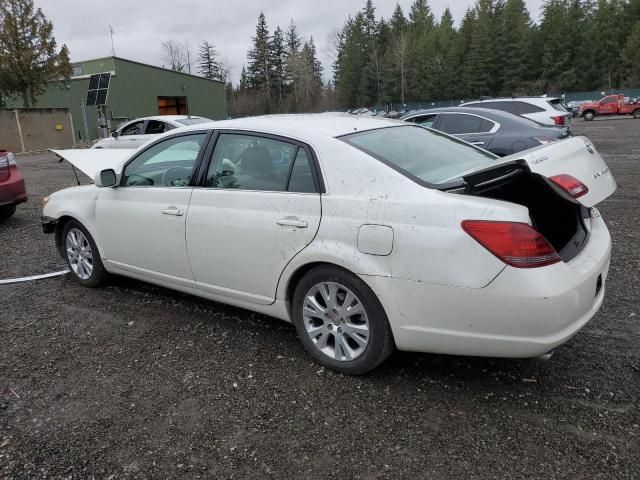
xmin=292 ymin=266 xmax=394 ymax=375
xmin=634 ymin=109 xmax=640 ymax=119
xmin=583 ymin=111 xmax=595 ymax=121
xmin=0 ymin=204 xmax=16 ymax=220
xmin=62 ymin=220 xmax=107 ymax=287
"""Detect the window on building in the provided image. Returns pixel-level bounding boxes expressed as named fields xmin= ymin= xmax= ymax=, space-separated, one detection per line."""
xmin=158 ymin=97 xmax=189 ymax=115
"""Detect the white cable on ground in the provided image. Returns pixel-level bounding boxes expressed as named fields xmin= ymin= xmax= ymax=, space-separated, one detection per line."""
xmin=0 ymin=270 xmax=69 ymax=285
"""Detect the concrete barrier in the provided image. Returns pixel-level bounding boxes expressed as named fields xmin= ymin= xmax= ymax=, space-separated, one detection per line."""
xmin=0 ymin=108 xmax=75 ymax=152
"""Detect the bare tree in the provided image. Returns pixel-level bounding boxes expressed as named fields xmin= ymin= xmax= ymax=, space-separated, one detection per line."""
xmin=391 ymin=31 xmax=408 ymax=104
xmin=161 ymin=39 xmax=187 ymax=72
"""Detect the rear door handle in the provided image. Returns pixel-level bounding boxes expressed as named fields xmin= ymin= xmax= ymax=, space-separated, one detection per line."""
xmin=277 ymin=217 xmax=308 ymax=228
xmin=162 ymin=207 xmax=184 ymax=216
xmin=470 ymin=141 xmax=485 ymax=146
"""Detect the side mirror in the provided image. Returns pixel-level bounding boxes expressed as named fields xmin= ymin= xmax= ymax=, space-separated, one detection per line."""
xmin=111 ymin=131 xmax=119 ymax=138
xmin=94 ymin=169 xmax=118 ymax=188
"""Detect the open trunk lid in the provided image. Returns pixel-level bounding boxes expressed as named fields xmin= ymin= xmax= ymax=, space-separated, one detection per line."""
xmin=51 ymin=149 xmax=135 ymax=180
xmin=457 ymin=136 xmax=616 ymax=207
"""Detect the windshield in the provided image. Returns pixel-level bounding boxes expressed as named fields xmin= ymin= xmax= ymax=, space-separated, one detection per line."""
xmin=341 ymin=125 xmax=496 ymax=186
xmin=175 ymin=117 xmax=212 ymax=126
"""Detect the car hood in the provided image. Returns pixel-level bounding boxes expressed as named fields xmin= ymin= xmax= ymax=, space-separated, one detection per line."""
xmin=51 ymin=149 xmax=135 ymax=180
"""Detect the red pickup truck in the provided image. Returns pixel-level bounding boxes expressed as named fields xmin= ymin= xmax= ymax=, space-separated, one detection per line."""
xmin=580 ymin=94 xmax=640 ymax=121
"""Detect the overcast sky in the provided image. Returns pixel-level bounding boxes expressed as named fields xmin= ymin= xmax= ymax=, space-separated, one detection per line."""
xmin=38 ymin=0 xmax=544 ymax=84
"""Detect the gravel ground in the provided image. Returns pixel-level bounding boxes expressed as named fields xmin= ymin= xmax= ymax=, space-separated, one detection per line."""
xmin=1 ymin=118 xmax=639 ymax=479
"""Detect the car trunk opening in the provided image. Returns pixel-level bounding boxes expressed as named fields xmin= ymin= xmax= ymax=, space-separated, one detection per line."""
xmin=462 ymin=164 xmax=589 ymax=262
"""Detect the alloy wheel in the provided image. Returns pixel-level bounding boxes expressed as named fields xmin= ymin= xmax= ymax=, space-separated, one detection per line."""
xmin=66 ymin=228 xmax=93 ymax=280
xmin=302 ymin=282 xmax=370 ymax=361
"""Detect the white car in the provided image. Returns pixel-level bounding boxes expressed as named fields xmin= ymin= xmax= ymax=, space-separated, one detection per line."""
xmin=44 ymin=114 xmax=616 ymax=374
xmin=461 ymin=97 xmax=572 ymax=127
xmin=91 ymin=115 xmax=212 ymax=149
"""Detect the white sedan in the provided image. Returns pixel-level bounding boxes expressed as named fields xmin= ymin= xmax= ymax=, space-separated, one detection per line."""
xmin=44 ymin=115 xmax=616 ymax=374
xmin=91 ymin=115 xmax=212 ymax=149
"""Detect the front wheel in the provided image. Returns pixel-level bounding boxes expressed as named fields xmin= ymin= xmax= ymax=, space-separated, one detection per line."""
xmin=62 ymin=220 xmax=108 ymax=287
xmin=583 ymin=111 xmax=595 ymax=121
xmin=292 ymin=266 xmax=395 ymax=375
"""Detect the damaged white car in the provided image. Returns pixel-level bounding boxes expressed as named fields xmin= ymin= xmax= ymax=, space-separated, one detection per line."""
xmin=43 ymin=115 xmax=616 ymax=374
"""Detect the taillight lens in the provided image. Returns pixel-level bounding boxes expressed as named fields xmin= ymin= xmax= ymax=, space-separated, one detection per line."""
xmin=6 ymin=152 xmax=16 ymax=166
xmin=462 ymin=220 xmax=561 ymax=268
xmin=551 ymin=115 xmax=566 ymax=125
xmin=549 ymin=174 xmax=589 ymax=199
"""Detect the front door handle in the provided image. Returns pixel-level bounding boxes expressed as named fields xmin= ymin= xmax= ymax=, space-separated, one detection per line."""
xmin=470 ymin=141 xmax=485 ymax=146
xmin=162 ymin=207 xmax=184 ymax=216
xmin=277 ymin=217 xmax=308 ymax=228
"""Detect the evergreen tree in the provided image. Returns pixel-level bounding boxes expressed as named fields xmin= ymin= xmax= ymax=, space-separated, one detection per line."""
xmin=247 ymin=12 xmax=272 ymax=105
xmin=198 ymin=41 xmax=221 ymax=81
xmin=621 ymin=20 xmax=640 ymax=86
xmin=0 ymin=0 xmax=71 ymax=107
xmin=497 ymin=0 xmax=534 ymax=95
xmin=270 ymin=26 xmax=286 ymax=106
xmin=407 ymin=0 xmax=436 ymax=101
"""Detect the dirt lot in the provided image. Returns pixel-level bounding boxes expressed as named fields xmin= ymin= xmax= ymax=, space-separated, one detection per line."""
xmin=1 ymin=118 xmax=639 ymax=479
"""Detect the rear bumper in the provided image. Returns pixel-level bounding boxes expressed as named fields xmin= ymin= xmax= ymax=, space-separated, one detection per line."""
xmin=0 ymin=166 xmax=28 ymax=207
xmin=363 ymin=215 xmax=612 ymax=358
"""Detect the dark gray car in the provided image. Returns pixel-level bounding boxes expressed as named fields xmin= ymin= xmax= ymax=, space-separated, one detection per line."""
xmin=401 ymin=107 xmax=570 ymax=157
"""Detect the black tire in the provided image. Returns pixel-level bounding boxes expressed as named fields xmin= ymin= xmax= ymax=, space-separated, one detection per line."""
xmin=292 ymin=265 xmax=395 ymax=375
xmin=0 ymin=204 xmax=16 ymax=220
xmin=583 ymin=111 xmax=595 ymax=121
xmin=634 ymin=109 xmax=640 ymax=119
xmin=61 ymin=220 xmax=108 ymax=287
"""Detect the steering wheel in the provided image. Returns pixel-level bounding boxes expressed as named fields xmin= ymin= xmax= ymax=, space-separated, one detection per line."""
xmin=162 ymin=166 xmax=192 ymax=187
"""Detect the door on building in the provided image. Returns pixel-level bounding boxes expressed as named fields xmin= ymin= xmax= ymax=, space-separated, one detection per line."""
xmin=158 ymin=97 xmax=189 ymax=115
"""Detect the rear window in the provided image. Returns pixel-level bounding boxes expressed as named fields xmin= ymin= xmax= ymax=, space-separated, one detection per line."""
xmin=548 ymin=99 xmax=568 ymax=112
xmin=175 ymin=117 xmax=212 ymax=126
xmin=341 ymin=125 xmax=496 ymax=186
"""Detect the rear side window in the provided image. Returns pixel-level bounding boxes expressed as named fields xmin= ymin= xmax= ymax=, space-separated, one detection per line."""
xmin=342 ymin=125 xmax=496 ymax=186
xmin=205 ymin=133 xmax=317 ymax=193
xmin=513 ymin=102 xmax=545 ymax=114
xmin=438 ymin=114 xmax=495 ymax=134
xmin=407 ymin=114 xmax=437 ymax=128
xmin=467 ymin=102 xmax=511 ymax=113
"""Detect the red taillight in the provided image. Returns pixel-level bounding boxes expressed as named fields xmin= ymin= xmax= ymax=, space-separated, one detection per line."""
xmin=461 ymin=221 xmax=561 ymax=268
xmin=549 ymin=174 xmax=589 ymax=199
xmin=552 ymin=115 xmax=565 ymax=126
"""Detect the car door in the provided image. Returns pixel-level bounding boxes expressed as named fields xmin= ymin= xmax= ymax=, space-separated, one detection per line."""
xmin=95 ymin=131 xmax=209 ymax=287
xmin=113 ymin=120 xmax=147 ymax=149
xmin=436 ymin=113 xmax=498 ymax=149
xmin=186 ymin=131 xmax=322 ymax=305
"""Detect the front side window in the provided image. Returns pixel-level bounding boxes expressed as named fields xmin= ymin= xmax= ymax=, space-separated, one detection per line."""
xmin=121 ymin=133 xmax=207 ymax=187
xmin=342 ymin=125 xmax=496 ymax=186
xmin=205 ymin=133 xmax=310 ymax=192
xmin=120 ymin=121 xmax=145 ymax=136
xmin=602 ymin=97 xmax=617 ymax=105
xmin=438 ymin=114 xmax=494 ymax=135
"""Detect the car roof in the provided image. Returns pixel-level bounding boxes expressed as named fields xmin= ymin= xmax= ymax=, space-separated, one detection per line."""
xmin=462 ymin=97 xmax=560 ymax=107
xmin=401 ymin=107 xmax=542 ymax=126
xmin=124 ymin=115 xmax=203 ymax=124
xmin=178 ymin=113 xmax=405 ymax=139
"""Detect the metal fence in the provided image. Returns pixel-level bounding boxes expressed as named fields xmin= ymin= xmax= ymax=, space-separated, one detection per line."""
xmin=371 ymin=88 xmax=640 ymax=113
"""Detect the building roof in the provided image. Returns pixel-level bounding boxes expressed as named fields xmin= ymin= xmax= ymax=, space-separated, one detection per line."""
xmin=71 ymin=56 xmax=224 ymax=84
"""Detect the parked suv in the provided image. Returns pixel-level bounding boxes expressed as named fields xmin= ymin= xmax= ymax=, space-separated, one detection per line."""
xmin=461 ymin=97 xmax=572 ymax=126
xmin=0 ymin=150 xmax=27 ymax=219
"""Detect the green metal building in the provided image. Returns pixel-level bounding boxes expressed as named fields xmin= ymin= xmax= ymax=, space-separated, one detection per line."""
xmin=6 ymin=56 xmax=227 ymax=142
